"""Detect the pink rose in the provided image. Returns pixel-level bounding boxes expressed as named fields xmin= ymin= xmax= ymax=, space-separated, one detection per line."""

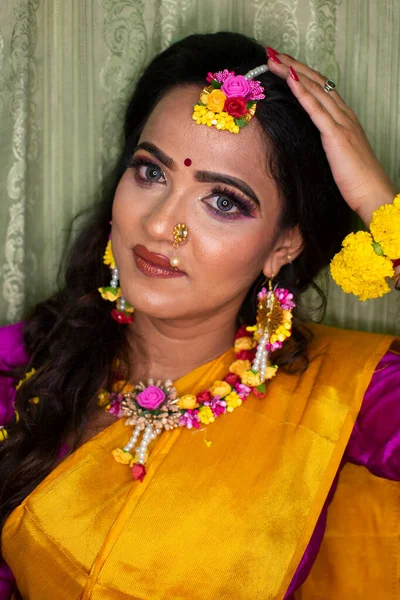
xmin=137 ymin=385 xmax=166 ymax=410
xmin=131 ymin=463 xmax=146 ymax=482
xmin=221 ymin=75 xmax=250 ymax=99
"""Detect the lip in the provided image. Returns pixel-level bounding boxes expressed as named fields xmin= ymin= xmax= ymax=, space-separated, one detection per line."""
xmin=133 ymin=244 xmax=186 ymax=278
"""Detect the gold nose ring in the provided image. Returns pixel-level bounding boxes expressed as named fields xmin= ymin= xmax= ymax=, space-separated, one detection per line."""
xmin=170 ymin=223 xmax=189 ymax=267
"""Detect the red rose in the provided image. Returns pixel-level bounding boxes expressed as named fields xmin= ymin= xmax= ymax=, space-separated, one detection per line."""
xmin=196 ymin=390 xmax=213 ymax=404
xmin=252 ymin=389 xmax=266 ymax=399
xmin=224 ymin=372 xmax=240 ymax=386
xmin=131 ymin=463 xmax=146 ymax=482
xmin=236 ymin=349 xmax=255 ymax=361
xmin=235 ymin=324 xmax=252 ymax=339
xmin=223 ymin=96 xmax=247 ymax=118
xmin=111 ymin=309 xmax=133 ymax=325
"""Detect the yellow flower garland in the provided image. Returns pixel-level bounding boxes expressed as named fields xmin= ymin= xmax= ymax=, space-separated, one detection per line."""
xmin=330 ymin=195 xmax=399 ymax=301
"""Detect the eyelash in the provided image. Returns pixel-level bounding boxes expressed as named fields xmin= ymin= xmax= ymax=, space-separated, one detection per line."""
xmin=124 ymin=155 xmax=256 ymax=220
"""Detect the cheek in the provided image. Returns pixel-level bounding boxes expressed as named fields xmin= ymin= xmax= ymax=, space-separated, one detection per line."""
xmin=193 ymin=223 xmax=271 ymax=288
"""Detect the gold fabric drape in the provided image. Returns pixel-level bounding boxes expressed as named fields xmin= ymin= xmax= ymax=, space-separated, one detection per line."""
xmin=0 ymin=0 xmax=399 ymax=332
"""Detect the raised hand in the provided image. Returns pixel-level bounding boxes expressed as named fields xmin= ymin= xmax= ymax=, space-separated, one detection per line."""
xmin=266 ymin=47 xmax=398 ymax=228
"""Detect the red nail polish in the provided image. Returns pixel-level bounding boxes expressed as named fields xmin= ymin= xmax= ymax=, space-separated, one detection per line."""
xmin=289 ymin=66 xmax=299 ymax=81
xmin=269 ymin=54 xmax=282 ymax=65
xmin=266 ymin=46 xmax=279 ymax=57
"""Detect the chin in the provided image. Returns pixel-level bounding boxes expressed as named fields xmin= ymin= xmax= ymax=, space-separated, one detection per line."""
xmin=122 ymin=288 xmax=191 ymax=321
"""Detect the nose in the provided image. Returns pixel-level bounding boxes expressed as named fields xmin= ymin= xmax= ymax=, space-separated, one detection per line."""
xmin=143 ymin=189 xmax=188 ymax=246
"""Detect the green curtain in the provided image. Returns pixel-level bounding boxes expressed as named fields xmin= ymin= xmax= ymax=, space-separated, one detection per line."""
xmin=0 ymin=0 xmax=399 ymax=333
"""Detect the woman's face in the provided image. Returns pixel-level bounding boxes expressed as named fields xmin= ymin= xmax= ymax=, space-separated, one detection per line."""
xmin=112 ymin=86 xmax=296 ymax=321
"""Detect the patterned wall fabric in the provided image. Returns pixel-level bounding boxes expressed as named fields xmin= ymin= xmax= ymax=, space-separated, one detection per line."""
xmin=0 ymin=0 xmax=399 ymax=333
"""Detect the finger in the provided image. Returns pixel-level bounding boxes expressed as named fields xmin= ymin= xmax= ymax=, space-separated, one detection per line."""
xmin=268 ymin=59 xmax=348 ymax=127
xmin=285 ymin=68 xmax=345 ymax=135
xmin=269 ymin=51 xmax=353 ymax=117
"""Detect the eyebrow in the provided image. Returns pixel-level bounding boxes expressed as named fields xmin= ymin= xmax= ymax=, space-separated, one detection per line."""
xmin=134 ymin=141 xmax=260 ymax=206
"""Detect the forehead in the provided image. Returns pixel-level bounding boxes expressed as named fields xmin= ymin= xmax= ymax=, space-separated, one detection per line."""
xmin=138 ymin=86 xmax=271 ymax=186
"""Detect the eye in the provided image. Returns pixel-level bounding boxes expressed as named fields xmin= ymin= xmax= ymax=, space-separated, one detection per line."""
xmin=140 ymin=164 xmax=164 ymax=183
xmin=215 ymin=197 xmax=235 ymax=212
xmin=202 ymin=186 xmax=256 ymax=220
xmin=124 ymin=155 xmax=167 ymax=185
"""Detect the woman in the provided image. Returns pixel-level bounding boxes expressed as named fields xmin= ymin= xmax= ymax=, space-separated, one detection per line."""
xmin=0 ymin=32 xmax=399 ymax=599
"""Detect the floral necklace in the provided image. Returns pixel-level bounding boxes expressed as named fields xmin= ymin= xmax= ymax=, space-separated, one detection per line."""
xmin=97 ymin=287 xmax=295 ymax=482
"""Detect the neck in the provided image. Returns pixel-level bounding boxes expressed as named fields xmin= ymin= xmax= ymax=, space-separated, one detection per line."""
xmin=127 ymin=308 xmax=239 ymax=382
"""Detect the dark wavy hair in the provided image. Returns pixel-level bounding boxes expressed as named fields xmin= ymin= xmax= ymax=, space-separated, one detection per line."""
xmin=0 ymin=31 xmax=352 ymax=531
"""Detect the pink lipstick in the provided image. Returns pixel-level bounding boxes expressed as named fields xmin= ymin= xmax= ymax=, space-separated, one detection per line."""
xmin=133 ymin=244 xmax=186 ymax=278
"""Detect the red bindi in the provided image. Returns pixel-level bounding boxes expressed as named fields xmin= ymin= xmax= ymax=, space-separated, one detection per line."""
xmin=184 ymin=158 xmax=192 ymax=167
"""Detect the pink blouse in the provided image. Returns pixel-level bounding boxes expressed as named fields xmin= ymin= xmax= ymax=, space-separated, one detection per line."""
xmin=0 ymin=322 xmax=399 ymax=599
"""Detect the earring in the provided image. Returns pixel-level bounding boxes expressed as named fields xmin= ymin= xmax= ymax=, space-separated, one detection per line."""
xmin=250 ymin=278 xmax=295 ymax=382
xmin=98 ymin=239 xmax=135 ymax=324
xmin=170 ymin=223 xmax=189 ymax=267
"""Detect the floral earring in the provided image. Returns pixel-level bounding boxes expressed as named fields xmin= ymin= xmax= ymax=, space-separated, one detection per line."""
xmin=98 ymin=238 xmax=134 ymax=324
xmin=247 ymin=279 xmax=295 ymax=383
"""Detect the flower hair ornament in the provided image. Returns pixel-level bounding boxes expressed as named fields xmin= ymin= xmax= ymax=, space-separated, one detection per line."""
xmin=192 ymin=65 xmax=268 ymax=134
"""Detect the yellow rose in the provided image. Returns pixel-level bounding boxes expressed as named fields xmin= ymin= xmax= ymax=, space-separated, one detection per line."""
xmin=111 ymin=448 xmax=133 ymax=465
xmin=240 ymin=370 xmax=262 ymax=387
xmin=209 ymin=380 xmax=231 ymax=398
xmin=264 ymin=366 xmax=278 ymax=380
xmin=207 ymin=89 xmax=227 ymax=112
xmin=234 ymin=337 xmax=254 ymax=352
xmin=98 ymin=287 xmax=121 ymax=302
xmin=229 ymin=360 xmax=251 ymax=376
xmin=178 ymin=394 xmax=198 ymax=410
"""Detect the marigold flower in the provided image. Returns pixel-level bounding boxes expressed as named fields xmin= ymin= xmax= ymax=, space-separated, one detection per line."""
xmin=225 ymin=391 xmax=242 ymax=412
xmin=198 ymin=405 xmax=215 ymax=425
xmin=370 ymin=195 xmax=400 ymax=259
xmin=330 ymin=231 xmax=393 ymax=300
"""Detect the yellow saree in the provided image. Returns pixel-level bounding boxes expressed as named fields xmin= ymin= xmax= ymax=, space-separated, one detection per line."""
xmin=1 ymin=324 xmax=395 ymax=599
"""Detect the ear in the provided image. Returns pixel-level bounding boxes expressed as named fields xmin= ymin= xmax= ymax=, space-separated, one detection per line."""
xmin=262 ymin=226 xmax=303 ymax=279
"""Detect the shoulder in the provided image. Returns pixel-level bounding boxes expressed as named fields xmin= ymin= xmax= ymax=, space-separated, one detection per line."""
xmin=306 ymin=322 xmax=395 ymax=366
